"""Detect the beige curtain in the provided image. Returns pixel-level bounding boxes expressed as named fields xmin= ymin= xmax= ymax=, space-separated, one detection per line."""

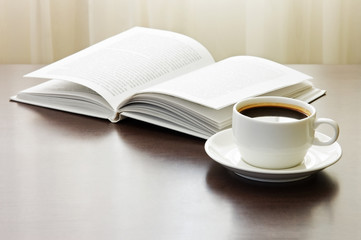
xmin=1 ymin=0 xmax=360 ymax=64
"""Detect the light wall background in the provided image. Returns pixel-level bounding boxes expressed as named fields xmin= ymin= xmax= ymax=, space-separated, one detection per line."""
xmin=1 ymin=0 xmax=360 ymax=64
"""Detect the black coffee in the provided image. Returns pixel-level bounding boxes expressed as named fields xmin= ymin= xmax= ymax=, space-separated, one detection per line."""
xmin=239 ymin=103 xmax=310 ymax=120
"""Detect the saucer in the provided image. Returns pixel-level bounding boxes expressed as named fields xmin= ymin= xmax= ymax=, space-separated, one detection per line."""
xmin=204 ymin=129 xmax=342 ymax=182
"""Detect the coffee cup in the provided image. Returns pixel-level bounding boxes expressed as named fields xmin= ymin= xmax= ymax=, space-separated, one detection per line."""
xmin=232 ymin=96 xmax=339 ymax=169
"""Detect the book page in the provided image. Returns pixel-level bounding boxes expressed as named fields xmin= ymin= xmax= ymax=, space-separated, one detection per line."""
xmin=140 ymin=56 xmax=312 ymax=109
xmin=11 ymin=79 xmax=120 ymax=120
xmin=25 ymin=27 xmax=214 ymax=110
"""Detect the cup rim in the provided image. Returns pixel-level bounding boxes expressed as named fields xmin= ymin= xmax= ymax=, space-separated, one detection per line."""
xmin=233 ymin=96 xmax=316 ymax=123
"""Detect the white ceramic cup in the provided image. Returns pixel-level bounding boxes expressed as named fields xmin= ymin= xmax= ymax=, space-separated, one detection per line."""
xmin=232 ymin=96 xmax=339 ymax=169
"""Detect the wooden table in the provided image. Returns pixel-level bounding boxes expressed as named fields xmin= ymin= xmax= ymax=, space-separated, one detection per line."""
xmin=1 ymin=64 xmax=360 ymax=239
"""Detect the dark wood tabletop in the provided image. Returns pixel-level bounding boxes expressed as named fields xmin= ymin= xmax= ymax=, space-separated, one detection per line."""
xmin=1 ymin=64 xmax=360 ymax=240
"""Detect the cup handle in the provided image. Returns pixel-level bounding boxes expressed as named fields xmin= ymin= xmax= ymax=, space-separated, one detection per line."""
xmin=313 ymin=118 xmax=339 ymax=146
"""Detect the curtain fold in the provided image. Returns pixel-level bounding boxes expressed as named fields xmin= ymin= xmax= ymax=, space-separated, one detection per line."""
xmin=0 ymin=0 xmax=360 ymax=64
xmin=29 ymin=0 xmax=53 ymax=63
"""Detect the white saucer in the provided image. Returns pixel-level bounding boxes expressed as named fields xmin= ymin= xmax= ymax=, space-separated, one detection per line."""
xmin=205 ymin=129 xmax=342 ymax=182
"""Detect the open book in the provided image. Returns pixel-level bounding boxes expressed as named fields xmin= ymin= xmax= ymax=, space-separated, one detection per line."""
xmin=11 ymin=27 xmax=325 ymax=139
